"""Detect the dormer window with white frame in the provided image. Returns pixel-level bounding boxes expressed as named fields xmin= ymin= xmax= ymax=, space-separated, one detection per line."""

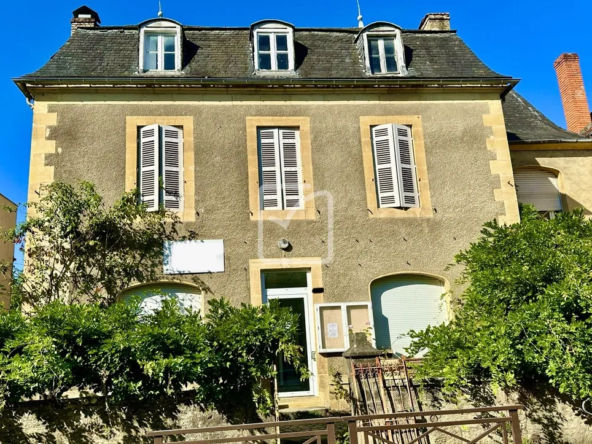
xmin=251 ymin=21 xmax=295 ymax=72
xmin=139 ymin=19 xmax=182 ymax=73
xmin=356 ymin=22 xmax=407 ymax=76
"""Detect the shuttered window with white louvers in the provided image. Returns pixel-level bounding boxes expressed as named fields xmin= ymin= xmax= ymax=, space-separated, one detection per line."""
xmin=514 ymin=169 xmax=562 ymax=212
xmin=393 ymin=125 xmax=419 ymax=208
xmin=162 ymin=126 xmax=184 ymax=211
xmin=257 ymin=128 xmax=303 ymax=211
xmin=371 ymin=124 xmax=419 ymax=209
xmin=371 ymin=124 xmax=401 ymax=208
xmin=279 ymin=129 xmax=303 ymax=209
xmin=139 ymin=124 xmax=160 ymax=212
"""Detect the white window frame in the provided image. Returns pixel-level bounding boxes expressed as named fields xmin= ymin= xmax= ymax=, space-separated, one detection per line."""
xmin=253 ymin=23 xmax=295 ymax=71
xmin=315 ymin=302 xmax=375 ymax=353
xmin=139 ymin=20 xmax=182 ymax=72
xmin=366 ymin=36 xmax=399 ymax=74
xmin=359 ymin=25 xmax=407 ymax=76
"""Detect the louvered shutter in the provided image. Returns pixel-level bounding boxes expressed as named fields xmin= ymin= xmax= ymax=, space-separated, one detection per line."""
xmin=514 ymin=170 xmax=562 ymax=212
xmin=393 ymin=124 xmax=419 ymax=208
xmin=162 ymin=126 xmax=184 ymax=211
xmin=371 ymin=124 xmax=401 ymax=208
xmin=371 ymin=275 xmax=447 ymax=356
xmin=139 ymin=124 xmax=160 ymax=211
xmin=279 ymin=129 xmax=303 ymax=209
xmin=258 ymin=129 xmax=282 ymax=210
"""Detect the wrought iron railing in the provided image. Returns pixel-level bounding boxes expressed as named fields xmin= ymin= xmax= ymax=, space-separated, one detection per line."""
xmin=146 ymin=405 xmax=523 ymax=444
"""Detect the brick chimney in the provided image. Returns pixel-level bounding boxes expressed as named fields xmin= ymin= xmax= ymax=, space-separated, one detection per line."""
xmin=554 ymin=53 xmax=592 ymax=134
xmin=419 ymin=13 xmax=451 ymax=31
xmin=71 ymin=6 xmax=101 ymax=35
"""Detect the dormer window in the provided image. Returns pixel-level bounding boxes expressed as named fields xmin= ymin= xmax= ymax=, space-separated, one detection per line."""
xmin=139 ymin=19 xmax=182 ymax=73
xmin=251 ymin=21 xmax=295 ymax=72
xmin=356 ymin=22 xmax=407 ymax=76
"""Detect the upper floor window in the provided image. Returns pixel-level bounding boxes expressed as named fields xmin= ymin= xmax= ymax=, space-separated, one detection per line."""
xmin=139 ymin=19 xmax=182 ymax=72
xmin=514 ymin=168 xmax=563 ymax=218
xmin=251 ymin=21 xmax=295 ymax=72
xmin=356 ymin=22 xmax=407 ymax=76
xmin=371 ymin=123 xmax=419 ymax=208
xmin=139 ymin=124 xmax=184 ymax=211
xmin=257 ymin=127 xmax=303 ymax=210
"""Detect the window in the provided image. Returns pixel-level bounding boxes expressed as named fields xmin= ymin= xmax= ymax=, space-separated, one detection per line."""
xmin=252 ymin=21 xmax=295 ymax=71
xmin=120 ymin=283 xmax=203 ymax=316
xmin=144 ymin=33 xmax=177 ymax=71
xmin=371 ymin=275 xmax=447 ymax=355
xmin=356 ymin=22 xmax=407 ymax=76
xmin=257 ymin=128 xmax=303 ymax=210
xmin=368 ymin=37 xmax=398 ymax=74
xmin=371 ymin=123 xmax=419 ymax=208
xmin=139 ymin=19 xmax=182 ymax=72
xmin=315 ymin=302 xmax=374 ymax=353
xmin=514 ymin=168 xmax=562 ymax=218
xmin=139 ymin=124 xmax=183 ymax=211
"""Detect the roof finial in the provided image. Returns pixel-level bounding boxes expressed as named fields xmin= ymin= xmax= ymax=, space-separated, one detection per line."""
xmin=356 ymin=0 xmax=364 ymax=28
xmin=158 ymin=1 xmax=163 ymax=17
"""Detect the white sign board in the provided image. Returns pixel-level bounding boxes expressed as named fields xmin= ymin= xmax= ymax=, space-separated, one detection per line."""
xmin=163 ymin=240 xmax=225 ymax=274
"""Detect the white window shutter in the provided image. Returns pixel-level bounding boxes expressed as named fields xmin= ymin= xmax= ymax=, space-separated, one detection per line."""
xmin=514 ymin=170 xmax=562 ymax=212
xmin=393 ymin=124 xmax=419 ymax=208
xmin=161 ymin=126 xmax=184 ymax=211
xmin=258 ymin=129 xmax=282 ymax=210
xmin=279 ymin=129 xmax=303 ymax=209
xmin=139 ymin=124 xmax=160 ymax=211
xmin=371 ymin=124 xmax=401 ymax=208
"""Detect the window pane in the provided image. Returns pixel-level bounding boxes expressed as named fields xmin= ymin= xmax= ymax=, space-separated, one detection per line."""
xmin=163 ymin=35 xmax=175 ymax=52
xmin=259 ymin=53 xmax=272 ymax=70
xmin=370 ymin=55 xmax=382 ymax=74
xmin=164 ymin=53 xmax=176 ymax=70
xmin=145 ymin=52 xmax=158 ymax=70
xmin=258 ymin=34 xmax=271 ymax=52
xmin=369 ymin=39 xmax=382 ymax=74
xmin=383 ymin=39 xmax=398 ymax=72
xmin=277 ymin=53 xmax=289 ymax=70
xmin=146 ymin=34 xmax=158 ymax=52
xmin=276 ymin=34 xmax=288 ymax=51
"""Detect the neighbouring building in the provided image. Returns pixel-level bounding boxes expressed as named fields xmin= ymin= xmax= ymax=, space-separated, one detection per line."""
xmin=13 ymin=6 xmax=592 ymax=412
xmin=0 ymin=194 xmax=16 ymax=310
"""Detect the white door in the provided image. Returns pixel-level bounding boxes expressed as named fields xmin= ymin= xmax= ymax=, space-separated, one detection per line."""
xmin=263 ymin=272 xmax=315 ymax=397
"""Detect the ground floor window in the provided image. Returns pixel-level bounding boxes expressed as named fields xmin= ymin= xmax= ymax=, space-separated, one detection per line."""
xmin=514 ymin=168 xmax=562 ymax=218
xmin=120 ymin=282 xmax=202 ymax=316
xmin=371 ymin=274 xmax=447 ymax=355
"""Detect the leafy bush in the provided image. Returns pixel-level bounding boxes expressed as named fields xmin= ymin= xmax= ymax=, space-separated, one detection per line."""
xmin=408 ymin=207 xmax=592 ymax=401
xmin=0 ymin=298 xmax=305 ymax=415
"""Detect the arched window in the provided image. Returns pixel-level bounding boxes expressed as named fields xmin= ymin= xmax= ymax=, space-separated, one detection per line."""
xmin=251 ymin=20 xmax=295 ymax=72
xmin=514 ymin=168 xmax=562 ymax=217
xmin=355 ymin=22 xmax=407 ymax=76
xmin=139 ymin=19 xmax=183 ymax=72
xmin=370 ymin=274 xmax=447 ymax=355
xmin=119 ymin=282 xmax=202 ymax=316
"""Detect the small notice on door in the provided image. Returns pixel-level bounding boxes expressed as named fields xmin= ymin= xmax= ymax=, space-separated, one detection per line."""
xmin=327 ymin=323 xmax=339 ymax=338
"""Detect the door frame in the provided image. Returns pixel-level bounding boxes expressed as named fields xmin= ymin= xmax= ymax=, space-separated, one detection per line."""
xmin=262 ymin=271 xmax=317 ymax=398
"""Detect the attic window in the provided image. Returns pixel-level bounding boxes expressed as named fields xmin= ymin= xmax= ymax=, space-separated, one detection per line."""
xmin=139 ymin=19 xmax=182 ymax=73
xmin=356 ymin=22 xmax=407 ymax=76
xmin=252 ymin=21 xmax=295 ymax=72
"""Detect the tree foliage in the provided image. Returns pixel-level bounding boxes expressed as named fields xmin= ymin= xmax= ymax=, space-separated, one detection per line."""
xmin=3 ymin=181 xmax=193 ymax=308
xmin=408 ymin=207 xmax=592 ymax=401
xmin=0 ymin=298 xmax=305 ymax=415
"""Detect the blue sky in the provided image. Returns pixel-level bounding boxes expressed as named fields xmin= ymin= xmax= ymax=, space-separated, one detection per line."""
xmin=3 ymin=0 xmax=591 ymax=224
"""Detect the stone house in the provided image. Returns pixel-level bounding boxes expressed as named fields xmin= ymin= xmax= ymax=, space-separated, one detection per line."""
xmin=12 ymin=6 xmax=592 ymax=412
xmin=0 ymin=194 xmax=16 ymax=310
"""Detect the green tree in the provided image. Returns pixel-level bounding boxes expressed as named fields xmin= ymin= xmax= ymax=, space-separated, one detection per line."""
xmin=408 ymin=206 xmax=592 ymax=401
xmin=2 ymin=181 xmax=195 ymax=308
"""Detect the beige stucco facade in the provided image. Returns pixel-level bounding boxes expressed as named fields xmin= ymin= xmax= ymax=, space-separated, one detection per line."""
xmin=510 ymin=146 xmax=592 ymax=215
xmin=0 ymin=194 xmax=16 ymax=310
xmin=28 ymin=87 xmax=518 ymax=409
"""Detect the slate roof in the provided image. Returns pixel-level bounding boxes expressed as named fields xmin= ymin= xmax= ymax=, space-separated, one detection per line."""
xmin=502 ymin=90 xmax=590 ymax=143
xmin=21 ymin=27 xmax=507 ymax=79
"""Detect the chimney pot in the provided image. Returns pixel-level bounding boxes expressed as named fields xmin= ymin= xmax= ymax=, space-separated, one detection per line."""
xmin=419 ymin=13 xmax=451 ymax=31
xmin=554 ymin=53 xmax=591 ymax=134
xmin=71 ymin=6 xmax=101 ymax=35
